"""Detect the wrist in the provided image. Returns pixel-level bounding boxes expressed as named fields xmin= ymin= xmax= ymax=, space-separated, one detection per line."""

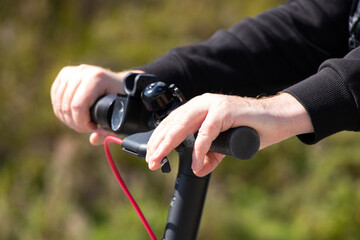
xmin=260 ymin=92 xmax=314 ymax=140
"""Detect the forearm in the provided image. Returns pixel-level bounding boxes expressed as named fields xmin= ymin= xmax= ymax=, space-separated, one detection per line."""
xmin=138 ymin=0 xmax=351 ymax=98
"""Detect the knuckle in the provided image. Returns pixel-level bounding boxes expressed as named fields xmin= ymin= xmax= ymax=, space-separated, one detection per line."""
xmin=59 ymin=66 xmax=73 ymax=76
xmin=205 ymin=118 xmax=221 ymax=132
xmin=53 ymin=103 xmax=62 ymax=112
xmin=83 ymin=70 xmax=107 ymax=85
xmin=193 ymin=93 xmax=208 ymax=103
xmin=197 ymin=126 xmax=210 ymax=138
xmin=70 ymin=100 xmax=83 ymax=112
xmin=60 ymin=105 xmax=71 ymax=114
xmin=79 ymin=64 xmax=107 ymax=80
xmin=78 ymin=64 xmax=89 ymax=70
xmin=91 ymin=70 xmax=107 ymax=79
xmin=202 ymin=92 xmax=213 ymax=98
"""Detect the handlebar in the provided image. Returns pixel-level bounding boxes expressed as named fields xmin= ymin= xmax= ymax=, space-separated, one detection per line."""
xmin=90 ymin=94 xmax=260 ymax=161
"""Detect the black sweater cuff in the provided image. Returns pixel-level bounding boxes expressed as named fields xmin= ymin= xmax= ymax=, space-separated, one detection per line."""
xmin=284 ymin=67 xmax=358 ymax=144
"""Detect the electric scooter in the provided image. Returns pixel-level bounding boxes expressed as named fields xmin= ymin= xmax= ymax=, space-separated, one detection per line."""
xmin=90 ymin=73 xmax=260 ymax=240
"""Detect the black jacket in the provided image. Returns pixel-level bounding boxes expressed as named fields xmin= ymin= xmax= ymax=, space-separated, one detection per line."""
xmin=138 ymin=0 xmax=359 ymax=144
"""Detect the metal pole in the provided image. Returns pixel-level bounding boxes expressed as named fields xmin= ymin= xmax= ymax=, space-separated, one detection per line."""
xmin=162 ymin=139 xmax=211 ymax=240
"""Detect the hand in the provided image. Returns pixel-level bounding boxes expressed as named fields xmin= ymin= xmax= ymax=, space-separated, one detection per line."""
xmin=146 ymin=93 xmax=314 ymax=177
xmin=50 ymin=64 xmax=143 ymax=144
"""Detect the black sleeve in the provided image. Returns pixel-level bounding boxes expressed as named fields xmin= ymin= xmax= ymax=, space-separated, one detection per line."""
xmin=137 ymin=0 xmax=359 ymax=144
xmin=284 ymin=47 xmax=360 ymax=144
xmin=137 ymin=0 xmax=351 ymax=99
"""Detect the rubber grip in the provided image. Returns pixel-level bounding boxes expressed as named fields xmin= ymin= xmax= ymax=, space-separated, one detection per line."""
xmin=209 ymin=127 xmax=260 ymax=160
xmin=90 ymin=94 xmax=117 ymax=129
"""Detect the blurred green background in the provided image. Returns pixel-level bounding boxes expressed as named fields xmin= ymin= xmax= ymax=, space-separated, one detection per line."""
xmin=1 ymin=0 xmax=360 ymax=239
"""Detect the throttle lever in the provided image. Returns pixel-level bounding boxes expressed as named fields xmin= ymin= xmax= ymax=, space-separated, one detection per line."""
xmin=121 ymin=130 xmax=171 ymax=173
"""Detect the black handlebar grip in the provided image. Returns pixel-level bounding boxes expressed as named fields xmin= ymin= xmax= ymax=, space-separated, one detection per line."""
xmin=90 ymin=94 xmax=117 ymax=129
xmin=209 ymin=127 xmax=260 ymax=160
xmin=121 ymin=127 xmax=260 ymax=161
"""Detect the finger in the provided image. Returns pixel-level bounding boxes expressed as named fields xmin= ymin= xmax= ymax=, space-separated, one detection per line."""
xmin=193 ymin=152 xmax=224 ymax=177
xmin=55 ymin=80 xmax=69 ymax=123
xmin=146 ymin=105 xmax=207 ymax=169
xmin=89 ymin=129 xmax=121 ymax=145
xmin=192 ymin=112 xmax=223 ymax=172
xmin=51 ymin=67 xmax=72 ymax=100
xmin=148 ymin=129 xmax=185 ymax=170
xmin=89 ymin=131 xmax=104 ymax=146
xmin=50 ymin=76 xmax=60 ymax=105
xmin=146 ymin=112 xmax=182 ymax=158
xmin=146 ymin=109 xmax=184 ymax=161
xmin=61 ymin=77 xmax=82 ymax=130
xmin=147 ymin=122 xmax=192 ymax=170
xmin=71 ymin=76 xmax=102 ymax=132
xmin=145 ymin=126 xmax=166 ymax=165
xmin=51 ymin=66 xmax=74 ymax=109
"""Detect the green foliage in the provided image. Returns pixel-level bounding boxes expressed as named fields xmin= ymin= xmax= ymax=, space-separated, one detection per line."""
xmin=2 ymin=0 xmax=360 ymax=239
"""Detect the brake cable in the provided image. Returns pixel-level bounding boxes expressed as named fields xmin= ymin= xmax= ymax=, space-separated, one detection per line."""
xmin=104 ymin=135 xmax=157 ymax=240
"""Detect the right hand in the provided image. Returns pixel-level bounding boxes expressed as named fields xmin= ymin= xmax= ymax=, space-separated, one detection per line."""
xmin=50 ymin=64 xmax=142 ymax=144
xmin=146 ymin=93 xmax=314 ymax=176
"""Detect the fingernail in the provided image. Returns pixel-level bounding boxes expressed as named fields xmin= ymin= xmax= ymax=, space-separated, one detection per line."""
xmin=192 ymin=159 xmax=201 ymax=172
xmin=90 ymin=134 xmax=102 ymax=145
xmin=149 ymin=161 xmax=156 ymax=170
xmin=192 ymin=153 xmax=201 ymax=171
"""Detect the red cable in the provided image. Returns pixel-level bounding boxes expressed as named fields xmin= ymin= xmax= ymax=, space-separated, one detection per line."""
xmin=104 ymin=136 xmax=157 ymax=240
